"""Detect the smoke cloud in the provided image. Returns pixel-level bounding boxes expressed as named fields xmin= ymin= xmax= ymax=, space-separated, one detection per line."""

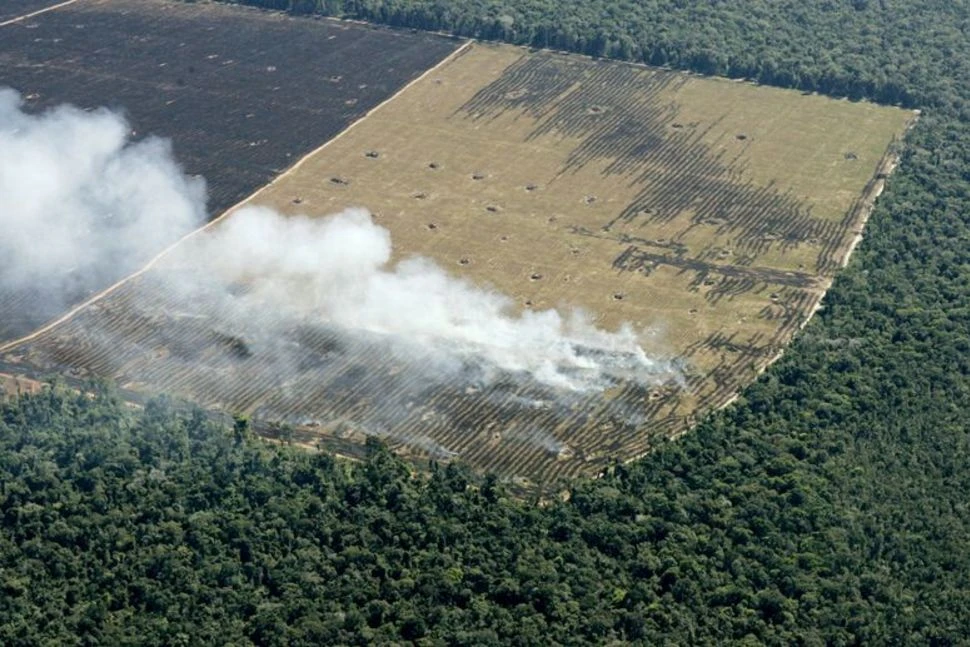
xmin=171 ymin=206 xmax=671 ymax=392
xmin=0 ymin=88 xmax=205 ymax=311
xmin=4 ymin=89 xmax=678 ymax=456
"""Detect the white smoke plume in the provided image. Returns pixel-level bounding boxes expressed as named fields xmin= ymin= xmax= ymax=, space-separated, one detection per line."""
xmin=173 ymin=206 xmax=672 ymax=392
xmin=2 ymin=89 xmax=675 ymax=403
xmin=0 ymin=88 xmax=205 ymax=304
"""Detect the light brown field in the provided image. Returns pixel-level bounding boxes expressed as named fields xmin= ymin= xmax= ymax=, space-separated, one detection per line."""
xmin=251 ymin=42 xmax=912 ymax=437
xmin=0 ymin=372 xmax=44 ymax=398
xmin=4 ymin=42 xmax=914 ymax=483
xmin=263 ymin=43 xmax=910 ymax=349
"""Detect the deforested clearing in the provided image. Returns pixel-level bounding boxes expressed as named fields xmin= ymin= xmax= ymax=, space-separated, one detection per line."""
xmin=4 ymin=42 xmax=914 ymax=483
xmin=0 ymin=0 xmax=458 ymax=342
xmin=0 ymin=0 xmax=69 ymax=24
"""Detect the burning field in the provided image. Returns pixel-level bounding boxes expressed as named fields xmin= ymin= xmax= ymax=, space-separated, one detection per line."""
xmin=0 ymin=0 xmax=459 ymax=341
xmin=1 ymin=20 xmax=914 ymax=482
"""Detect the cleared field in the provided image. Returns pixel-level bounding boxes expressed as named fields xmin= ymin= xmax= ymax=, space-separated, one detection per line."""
xmin=0 ymin=0 xmax=68 ymax=24
xmin=0 ymin=0 xmax=458 ymax=342
xmin=4 ymin=43 xmax=914 ymax=483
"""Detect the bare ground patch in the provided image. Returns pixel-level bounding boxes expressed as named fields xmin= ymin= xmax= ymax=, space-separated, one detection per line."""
xmin=3 ymin=43 xmax=914 ymax=483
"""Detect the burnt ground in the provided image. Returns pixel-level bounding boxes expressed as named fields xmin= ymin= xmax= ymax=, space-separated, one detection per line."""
xmin=0 ymin=0 xmax=66 ymax=23
xmin=0 ymin=0 xmax=459 ymax=341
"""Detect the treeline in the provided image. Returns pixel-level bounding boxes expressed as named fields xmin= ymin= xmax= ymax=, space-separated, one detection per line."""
xmin=227 ymin=0 xmax=970 ymax=111
xmin=2 ymin=378 xmax=969 ymax=644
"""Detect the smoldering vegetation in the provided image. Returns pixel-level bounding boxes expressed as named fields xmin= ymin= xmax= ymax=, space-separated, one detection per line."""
xmin=11 ymin=207 xmax=683 ymax=477
xmin=0 ymin=88 xmax=206 ymax=340
xmin=2 ymin=91 xmax=681 ymax=477
xmin=168 ymin=206 xmax=675 ymax=394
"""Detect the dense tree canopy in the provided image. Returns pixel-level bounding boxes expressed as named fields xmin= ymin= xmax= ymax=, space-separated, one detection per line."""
xmin=3 ymin=372 xmax=969 ymax=644
xmin=4 ymin=0 xmax=970 ymax=643
xmin=233 ymin=0 xmax=970 ymax=111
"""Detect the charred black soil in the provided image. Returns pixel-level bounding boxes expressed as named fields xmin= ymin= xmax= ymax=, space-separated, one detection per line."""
xmin=0 ymin=0 xmax=66 ymax=23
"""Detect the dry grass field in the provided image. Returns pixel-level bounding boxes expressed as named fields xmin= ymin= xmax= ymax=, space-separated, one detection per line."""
xmin=4 ymin=42 xmax=915 ymax=483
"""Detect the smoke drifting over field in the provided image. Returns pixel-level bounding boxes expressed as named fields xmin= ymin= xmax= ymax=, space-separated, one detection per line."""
xmin=172 ymin=206 xmax=671 ymax=392
xmin=4 ymin=89 xmax=676 ymax=455
xmin=0 ymin=88 xmax=205 ymax=308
